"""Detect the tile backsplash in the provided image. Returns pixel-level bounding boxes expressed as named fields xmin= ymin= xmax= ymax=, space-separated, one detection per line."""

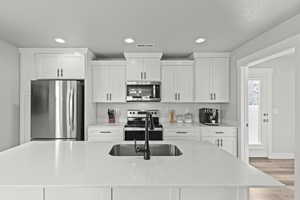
xmin=96 ymin=103 xmax=221 ymax=123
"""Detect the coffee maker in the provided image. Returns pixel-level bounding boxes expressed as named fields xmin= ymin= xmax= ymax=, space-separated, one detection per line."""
xmin=199 ymin=108 xmax=221 ymax=126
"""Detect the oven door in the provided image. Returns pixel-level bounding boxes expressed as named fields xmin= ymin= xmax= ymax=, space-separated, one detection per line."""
xmin=124 ymin=128 xmax=163 ymax=141
xmin=126 ymin=81 xmax=161 ymax=102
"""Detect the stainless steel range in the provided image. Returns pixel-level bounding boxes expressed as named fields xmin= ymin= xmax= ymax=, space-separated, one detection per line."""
xmin=124 ymin=110 xmax=163 ymax=141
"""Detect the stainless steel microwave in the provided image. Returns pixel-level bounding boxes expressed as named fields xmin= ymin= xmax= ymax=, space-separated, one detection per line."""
xmin=126 ymin=81 xmax=161 ymax=102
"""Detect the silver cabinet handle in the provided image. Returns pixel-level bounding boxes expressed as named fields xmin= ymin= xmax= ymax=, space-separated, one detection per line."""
xmin=210 ymin=93 xmax=213 ymax=100
xmin=176 ymin=131 xmax=188 ymax=134
xmin=216 ymin=132 xmax=224 ymax=134
xmin=60 ymin=69 xmax=63 ymax=77
xmin=99 ymin=131 xmax=112 ymax=134
xmin=216 ymin=139 xmax=220 ymax=147
xmin=220 ymin=139 xmax=223 ymax=147
xmin=106 ymin=93 xmax=109 ymax=101
xmin=214 ymin=93 xmax=216 ymax=100
xmin=110 ymin=93 xmax=112 ymax=101
xmin=57 ymin=69 xmax=60 ymax=77
xmin=144 ymin=72 xmax=146 ymax=80
xmin=141 ymin=72 xmax=143 ymax=80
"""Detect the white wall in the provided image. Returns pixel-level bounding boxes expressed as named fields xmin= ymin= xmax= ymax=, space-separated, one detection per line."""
xmin=0 ymin=40 xmax=19 ymax=151
xmin=295 ymin=49 xmax=300 ymax=200
xmin=253 ymin=55 xmax=296 ymax=156
xmin=222 ymin=13 xmax=300 ymax=199
xmin=223 ymin=13 xmax=300 ymax=123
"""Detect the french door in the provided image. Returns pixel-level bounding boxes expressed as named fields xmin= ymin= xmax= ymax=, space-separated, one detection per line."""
xmin=248 ymin=68 xmax=272 ymax=157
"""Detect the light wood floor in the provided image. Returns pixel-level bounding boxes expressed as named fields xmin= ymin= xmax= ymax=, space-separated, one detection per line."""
xmin=249 ymin=158 xmax=294 ymax=200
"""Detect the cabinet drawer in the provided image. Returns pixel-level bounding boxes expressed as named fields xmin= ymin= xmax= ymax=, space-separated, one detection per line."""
xmin=201 ymin=127 xmax=237 ymax=137
xmin=164 ymin=127 xmax=199 ymax=140
xmin=0 ymin=187 xmax=43 ymax=200
xmin=88 ymin=126 xmax=123 ymax=141
xmin=113 ymin=187 xmax=178 ymax=200
xmin=45 ymin=187 xmax=110 ymax=200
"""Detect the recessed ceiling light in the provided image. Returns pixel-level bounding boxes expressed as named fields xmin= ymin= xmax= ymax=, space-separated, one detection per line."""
xmin=54 ymin=38 xmax=66 ymax=44
xmin=195 ymin=38 xmax=206 ymax=44
xmin=124 ymin=38 xmax=135 ymax=44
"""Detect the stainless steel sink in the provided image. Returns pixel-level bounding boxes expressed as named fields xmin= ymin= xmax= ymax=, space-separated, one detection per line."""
xmin=109 ymin=144 xmax=183 ymax=156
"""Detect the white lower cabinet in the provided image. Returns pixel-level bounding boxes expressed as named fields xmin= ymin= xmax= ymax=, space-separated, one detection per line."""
xmin=181 ymin=188 xmax=238 ymax=200
xmin=113 ymin=187 xmax=179 ymax=200
xmin=0 ymin=188 xmax=43 ymax=200
xmin=201 ymin=126 xmax=237 ymax=157
xmin=45 ymin=187 xmax=111 ymax=200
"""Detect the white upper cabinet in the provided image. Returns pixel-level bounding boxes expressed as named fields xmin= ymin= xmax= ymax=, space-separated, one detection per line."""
xmin=194 ymin=53 xmax=230 ymax=103
xmin=126 ymin=58 xmax=144 ymax=81
xmin=212 ymin=58 xmax=229 ymax=102
xmin=161 ymin=61 xmax=194 ymax=103
xmin=124 ymin=53 xmax=162 ymax=81
xmin=143 ymin=58 xmax=161 ymax=81
xmin=91 ymin=61 xmax=126 ymax=103
xmin=36 ymin=53 xmax=85 ymax=79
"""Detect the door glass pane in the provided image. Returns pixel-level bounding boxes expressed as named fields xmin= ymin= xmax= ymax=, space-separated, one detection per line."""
xmin=248 ymin=80 xmax=262 ymax=145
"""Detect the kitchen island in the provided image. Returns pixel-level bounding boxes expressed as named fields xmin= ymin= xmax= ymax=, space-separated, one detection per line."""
xmin=0 ymin=140 xmax=282 ymax=200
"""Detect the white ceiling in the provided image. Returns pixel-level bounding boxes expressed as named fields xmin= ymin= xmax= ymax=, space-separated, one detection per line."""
xmin=0 ymin=0 xmax=300 ymax=56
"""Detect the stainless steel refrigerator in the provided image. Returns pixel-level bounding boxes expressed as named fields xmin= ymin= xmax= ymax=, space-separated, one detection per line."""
xmin=31 ymin=80 xmax=84 ymax=140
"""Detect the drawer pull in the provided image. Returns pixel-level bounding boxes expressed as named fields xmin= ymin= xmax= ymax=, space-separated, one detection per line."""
xmin=99 ymin=131 xmax=112 ymax=134
xmin=176 ymin=131 xmax=188 ymax=134
xmin=215 ymin=132 xmax=224 ymax=134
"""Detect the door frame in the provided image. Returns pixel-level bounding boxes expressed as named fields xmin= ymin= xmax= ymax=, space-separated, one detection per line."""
xmin=247 ymin=68 xmax=273 ymax=158
xmin=237 ymin=44 xmax=296 ymax=163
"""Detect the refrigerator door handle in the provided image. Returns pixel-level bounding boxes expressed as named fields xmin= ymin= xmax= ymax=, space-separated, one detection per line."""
xmin=68 ymin=88 xmax=72 ymax=132
xmin=72 ymin=88 xmax=75 ymax=131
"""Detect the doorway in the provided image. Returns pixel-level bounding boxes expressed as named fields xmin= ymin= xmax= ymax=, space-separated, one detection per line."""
xmin=248 ymin=68 xmax=272 ymax=158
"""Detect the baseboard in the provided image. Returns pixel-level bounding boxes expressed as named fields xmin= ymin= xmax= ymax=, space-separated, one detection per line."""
xmin=269 ymin=153 xmax=294 ymax=159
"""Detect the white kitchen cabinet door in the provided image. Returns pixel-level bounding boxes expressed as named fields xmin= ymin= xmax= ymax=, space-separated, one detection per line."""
xmin=92 ymin=63 xmax=126 ymax=103
xmin=175 ymin=65 xmax=194 ymax=102
xmin=212 ymin=57 xmax=229 ymax=102
xmin=45 ymin=187 xmax=110 ymax=200
xmin=0 ymin=188 xmax=43 ymax=200
xmin=108 ymin=65 xmax=126 ymax=102
xmin=36 ymin=53 xmax=85 ymax=79
xmin=181 ymin=188 xmax=238 ymax=200
xmin=161 ymin=66 xmax=176 ymax=102
xmin=219 ymin=137 xmax=237 ymax=156
xmin=36 ymin=53 xmax=60 ymax=79
xmin=144 ymin=58 xmax=161 ymax=81
xmin=202 ymin=136 xmax=237 ymax=156
xmin=92 ymin=65 xmax=109 ymax=102
xmin=60 ymin=55 xmax=85 ymax=79
xmin=113 ymin=187 xmax=179 ymax=200
xmin=194 ymin=58 xmax=212 ymax=102
xmin=126 ymin=58 xmax=144 ymax=81
xmin=202 ymin=137 xmax=219 ymax=147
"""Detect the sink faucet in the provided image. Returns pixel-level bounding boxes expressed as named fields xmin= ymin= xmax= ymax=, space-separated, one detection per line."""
xmin=135 ymin=112 xmax=155 ymax=160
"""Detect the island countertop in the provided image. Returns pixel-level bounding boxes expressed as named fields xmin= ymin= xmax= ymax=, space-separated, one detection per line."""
xmin=0 ymin=140 xmax=282 ymax=188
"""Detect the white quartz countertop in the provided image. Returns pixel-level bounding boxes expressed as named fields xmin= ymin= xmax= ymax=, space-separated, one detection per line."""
xmin=0 ymin=141 xmax=282 ymax=188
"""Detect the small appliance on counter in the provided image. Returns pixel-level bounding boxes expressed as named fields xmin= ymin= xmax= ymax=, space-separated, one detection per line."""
xmin=199 ymin=108 xmax=221 ymax=126
xmin=107 ymin=109 xmax=116 ymax=123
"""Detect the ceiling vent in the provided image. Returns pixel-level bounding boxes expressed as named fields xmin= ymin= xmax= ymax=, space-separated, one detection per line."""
xmin=136 ymin=44 xmax=154 ymax=48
